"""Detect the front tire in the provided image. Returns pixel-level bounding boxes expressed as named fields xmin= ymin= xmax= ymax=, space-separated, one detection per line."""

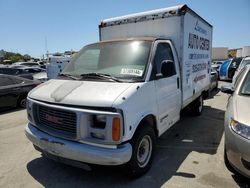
xmin=125 ymin=125 xmax=156 ymax=177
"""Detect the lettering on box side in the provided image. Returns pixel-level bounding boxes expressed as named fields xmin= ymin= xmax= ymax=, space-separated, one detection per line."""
xmin=188 ymin=33 xmax=210 ymax=51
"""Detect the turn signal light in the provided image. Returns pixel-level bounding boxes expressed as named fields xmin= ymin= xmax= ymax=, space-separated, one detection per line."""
xmin=112 ymin=117 xmax=121 ymax=141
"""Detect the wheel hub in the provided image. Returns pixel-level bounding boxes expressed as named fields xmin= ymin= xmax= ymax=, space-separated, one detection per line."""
xmin=137 ymin=135 xmax=152 ymax=168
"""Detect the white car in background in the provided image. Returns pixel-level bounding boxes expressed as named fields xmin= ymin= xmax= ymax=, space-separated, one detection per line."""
xmin=33 ymin=71 xmax=48 ymax=82
xmin=222 ymin=65 xmax=250 ymax=178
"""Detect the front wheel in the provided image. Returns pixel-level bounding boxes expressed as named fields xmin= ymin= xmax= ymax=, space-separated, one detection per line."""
xmin=125 ymin=125 xmax=156 ymax=177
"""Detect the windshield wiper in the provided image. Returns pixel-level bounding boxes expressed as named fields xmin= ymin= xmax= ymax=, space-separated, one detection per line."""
xmin=80 ymin=73 xmax=123 ymax=82
xmin=58 ymin=73 xmax=79 ymax=80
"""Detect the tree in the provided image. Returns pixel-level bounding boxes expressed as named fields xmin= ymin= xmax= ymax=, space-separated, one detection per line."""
xmin=1 ymin=51 xmax=34 ymax=63
xmin=23 ymin=54 xmax=31 ymax=61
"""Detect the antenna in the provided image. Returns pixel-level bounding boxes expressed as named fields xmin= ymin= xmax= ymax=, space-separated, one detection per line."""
xmin=45 ymin=36 xmax=49 ymax=63
xmin=45 ymin=36 xmax=48 ymax=53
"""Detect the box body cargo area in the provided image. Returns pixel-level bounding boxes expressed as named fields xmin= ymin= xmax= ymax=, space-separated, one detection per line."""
xmin=100 ymin=4 xmax=212 ymax=107
xmin=25 ymin=4 xmax=213 ymax=176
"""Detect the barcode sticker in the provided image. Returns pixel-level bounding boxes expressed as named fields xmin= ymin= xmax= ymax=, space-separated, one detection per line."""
xmin=120 ymin=68 xmax=143 ymax=76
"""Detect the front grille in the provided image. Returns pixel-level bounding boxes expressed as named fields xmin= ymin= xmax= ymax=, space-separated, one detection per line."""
xmin=35 ymin=104 xmax=77 ymax=139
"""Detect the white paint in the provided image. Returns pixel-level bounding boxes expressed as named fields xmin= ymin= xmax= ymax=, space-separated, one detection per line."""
xmin=29 ymin=79 xmax=135 ymax=107
xmin=47 ymin=56 xmax=72 ymax=79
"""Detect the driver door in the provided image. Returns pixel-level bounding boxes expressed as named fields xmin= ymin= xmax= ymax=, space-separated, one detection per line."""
xmin=152 ymin=41 xmax=181 ymax=134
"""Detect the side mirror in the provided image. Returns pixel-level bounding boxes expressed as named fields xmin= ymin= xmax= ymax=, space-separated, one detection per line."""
xmin=156 ymin=60 xmax=176 ymax=78
xmin=221 ymin=85 xmax=234 ymax=94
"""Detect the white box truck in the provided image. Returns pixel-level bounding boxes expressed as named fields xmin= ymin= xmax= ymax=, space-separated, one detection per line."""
xmin=47 ymin=55 xmax=72 ymax=80
xmin=25 ymin=4 xmax=212 ymax=176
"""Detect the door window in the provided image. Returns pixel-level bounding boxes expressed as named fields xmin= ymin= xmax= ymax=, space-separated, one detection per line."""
xmin=153 ymin=43 xmax=176 ymax=77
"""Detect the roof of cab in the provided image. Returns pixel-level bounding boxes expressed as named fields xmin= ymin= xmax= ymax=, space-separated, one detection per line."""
xmin=85 ymin=37 xmax=159 ymax=46
xmin=99 ymin=37 xmax=158 ymax=43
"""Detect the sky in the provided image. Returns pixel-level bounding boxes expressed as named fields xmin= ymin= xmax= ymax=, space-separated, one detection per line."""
xmin=0 ymin=0 xmax=249 ymax=58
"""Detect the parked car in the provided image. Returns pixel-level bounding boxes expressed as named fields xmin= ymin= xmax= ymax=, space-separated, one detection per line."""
xmin=219 ymin=58 xmax=242 ymax=81
xmin=18 ymin=67 xmax=46 ymax=74
xmin=0 ymin=74 xmax=40 ymax=109
xmin=0 ymin=67 xmax=33 ymax=80
xmin=17 ymin=62 xmax=40 ymax=67
xmin=9 ymin=65 xmax=27 ymax=69
xmin=33 ymin=71 xmax=48 ymax=82
xmin=221 ymin=65 xmax=250 ymax=178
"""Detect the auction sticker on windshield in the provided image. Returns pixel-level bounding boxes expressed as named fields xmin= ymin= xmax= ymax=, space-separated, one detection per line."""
xmin=120 ymin=68 xmax=143 ymax=76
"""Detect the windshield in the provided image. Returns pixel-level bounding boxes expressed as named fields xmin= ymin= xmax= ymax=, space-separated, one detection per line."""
xmin=239 ymin=59 xmax=250 ymax=69
xmin=62 ymin=40 xmax=152 ymax=81
xmin=240 ymin=70 xmax=250 ymax=96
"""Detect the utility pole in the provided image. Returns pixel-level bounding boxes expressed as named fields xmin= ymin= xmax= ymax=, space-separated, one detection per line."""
xmin=45 ymin=36 xmax=49 ymax=63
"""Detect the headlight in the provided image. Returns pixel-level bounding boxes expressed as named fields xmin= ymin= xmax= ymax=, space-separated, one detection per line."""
xmin=90 ymin=114 xmax=122 ymax=142
xmin=230 ymin=119 xmax=250 ymax=140
xmin=92 ymin=115 xmax=107 ymax=129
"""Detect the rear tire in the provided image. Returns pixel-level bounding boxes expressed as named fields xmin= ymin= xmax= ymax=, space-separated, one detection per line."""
xmin=18 ymin=96 xmax=27 ymax=108
xmin=190 ymin=95 xmax=203 ymax=116
xmin=125 ymin=125 xmax=156 ymax=177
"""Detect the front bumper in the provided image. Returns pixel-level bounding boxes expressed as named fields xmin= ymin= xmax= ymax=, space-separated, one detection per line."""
xmin=25 ymin=123 xmax=132 ymax=166
xmin=225 ymin=124 xmax=250 ymax=178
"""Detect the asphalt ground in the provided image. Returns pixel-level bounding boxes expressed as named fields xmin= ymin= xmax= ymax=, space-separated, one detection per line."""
xmin=0 ymin=81 xmax=249 ymax=188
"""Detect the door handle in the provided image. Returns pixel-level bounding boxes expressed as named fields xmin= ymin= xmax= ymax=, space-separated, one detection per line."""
xmin=177 ymin=77 xmax=179 ymax=89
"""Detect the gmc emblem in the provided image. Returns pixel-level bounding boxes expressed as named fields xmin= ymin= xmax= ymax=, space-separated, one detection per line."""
xmin=45 ymin=114 xmax=63 ymax=125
